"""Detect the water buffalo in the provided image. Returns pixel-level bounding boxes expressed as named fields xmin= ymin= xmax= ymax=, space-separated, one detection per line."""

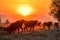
xmin=43 ymin=21 xmax=53 ymax=30
xmin=36 ymin=22 xmax=41 ymax=26
xmin=47 ymin=21 xmax=53 ymax=30
xmin=4 ymin=20 xmax=25 ymax=34
xmin=54 ymin=22 xmax=59 ymax=29
xmin=43 ymin=22 xmax=47 ymax=29
xmin=24 ymin=20 xmax=38 ymax=31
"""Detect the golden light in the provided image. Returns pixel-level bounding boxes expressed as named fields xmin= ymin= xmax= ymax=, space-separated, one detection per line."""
xmin=17 ymin=4 xmax=34 ymax=16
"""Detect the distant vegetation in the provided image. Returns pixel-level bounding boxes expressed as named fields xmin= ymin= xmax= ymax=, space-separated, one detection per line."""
xmin=50 ymin=0 xmax=60 ymax=22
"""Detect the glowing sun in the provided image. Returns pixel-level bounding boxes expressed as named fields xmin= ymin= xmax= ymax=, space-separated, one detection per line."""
xmin=17 ymin=4 xmax=34 ymax=16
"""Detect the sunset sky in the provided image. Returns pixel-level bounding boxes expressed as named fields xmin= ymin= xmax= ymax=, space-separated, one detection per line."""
xmin=0 ymin=0 xmax=57 ymax=23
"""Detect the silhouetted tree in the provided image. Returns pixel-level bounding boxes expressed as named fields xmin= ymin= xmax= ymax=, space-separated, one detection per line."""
xmin=50 ymin=0 xmax=60 ymax=22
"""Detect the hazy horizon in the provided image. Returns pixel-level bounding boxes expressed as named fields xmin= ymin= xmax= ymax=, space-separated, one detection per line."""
xmin=0 ymin=0 xmax=58 ymax=23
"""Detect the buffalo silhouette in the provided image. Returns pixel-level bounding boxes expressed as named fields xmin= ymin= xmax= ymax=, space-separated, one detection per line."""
xmin=54 ymin=22 xmax=59 ymax=29
xmin=24 ymin=20 xmax=38 ymax=31
xmin=43 ymin=21 xmax=53 ymax=30
xmin=36 ymin=22 xmax=41 ymax=26
xmin=4 ymin=20 xmax=25 ymax=34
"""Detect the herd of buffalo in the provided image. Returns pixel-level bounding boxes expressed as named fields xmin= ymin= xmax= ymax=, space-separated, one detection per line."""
xmin=0 ymin=20 xmax=59 ymax=34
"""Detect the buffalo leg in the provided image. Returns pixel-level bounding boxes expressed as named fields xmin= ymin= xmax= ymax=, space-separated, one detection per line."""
xmin=21 ymin=28 xmax=23 ymax=33
xmin=32 ymin=27 xmax=34 ymax=31
xmin=18 ymin=28 xmax=20 ymax=34
xmin=48 ymin=26 xmax=50 ymax=30
xmin=43 ymin=25 xmax=45 ymax=29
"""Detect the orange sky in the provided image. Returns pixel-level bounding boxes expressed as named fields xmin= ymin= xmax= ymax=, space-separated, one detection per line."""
xmin=0 ymin=0 xmax=58 ymax=23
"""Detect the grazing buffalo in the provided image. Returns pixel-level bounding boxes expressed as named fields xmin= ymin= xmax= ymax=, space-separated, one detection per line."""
xmin=24 ymin=20 xmax=38 ymax=31
xmin=47 ymin=21 xmax=53 ymax=30
xmin=43 ymin=22 xmax=47 ymax=29
xmin=36 ymin=22 xmax=41 ymax=26
xmin=4 ymin=20 xmax=25 ymax=34
xmin=54 ymin=22 xmax=59 ymax=29
xmin=43 ymin=21 xmax=53 ymax=30
xmin=4 ymin=23 xmax=15 ymax=34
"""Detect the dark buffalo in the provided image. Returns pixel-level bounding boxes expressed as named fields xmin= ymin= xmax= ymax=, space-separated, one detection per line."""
xmin=36 ymin=22 xmax=41 ymax=26
xmin=4 ymin=23 xmax=15 ymax=34
xmin=43 ymin=21 xmax=53 ymax=30
xmin=47 ymin=21 xmax=53 ymax=30
xmin=24 ymin=20 xmax=38 ymax=31
xmin=54 ymin=22 xmax=59 ymax=29
xmin=4 ymin=20 xmax=25 ymax=34
xmin=43 ymin=22 xmax=47 ymax=29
